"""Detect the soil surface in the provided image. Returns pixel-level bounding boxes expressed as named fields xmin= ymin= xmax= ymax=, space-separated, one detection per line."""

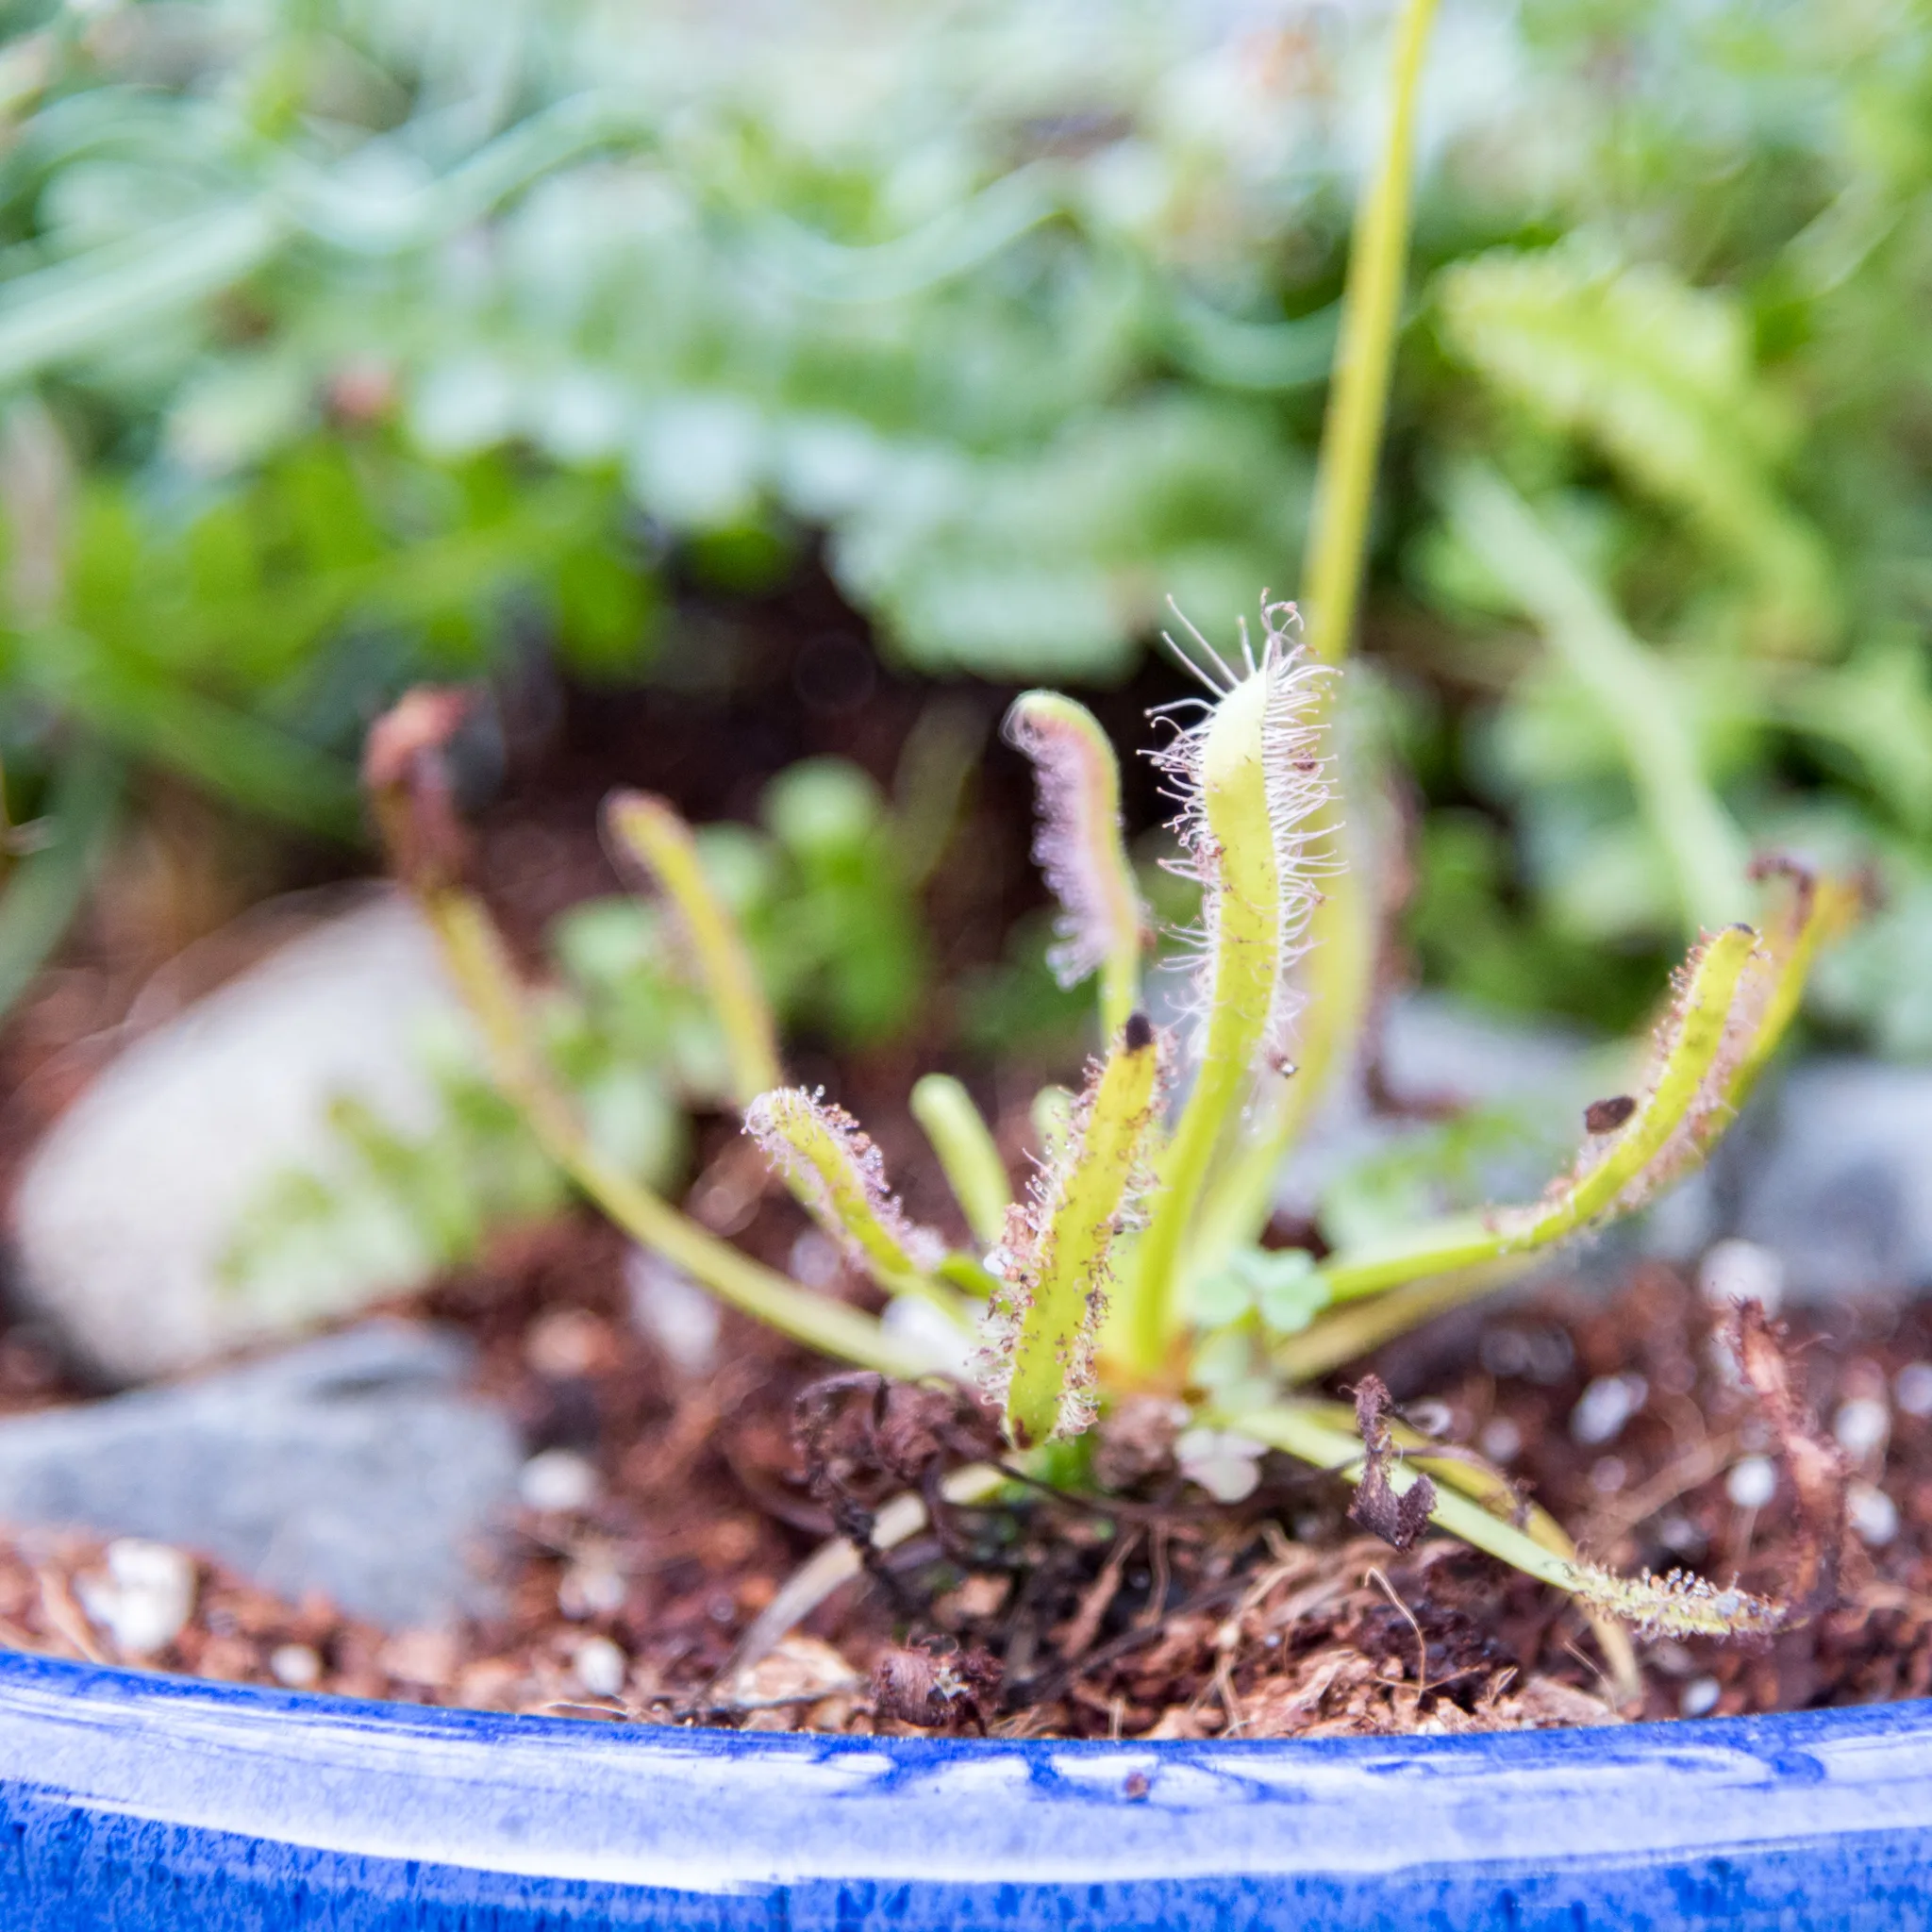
xmin=3 ymin=1232 xmax=1928 ymax=1740
xmin=0 ymin=571 xmax=1925 ymax=1740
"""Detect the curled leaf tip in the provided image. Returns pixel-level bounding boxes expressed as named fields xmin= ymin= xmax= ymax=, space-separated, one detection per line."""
xmin=362 ymin=686 xmax=475 ymax=890
xmin=743 ymin=1087 xmax=945 ymax=1284
xmin=1005 ymin=691 xmax=1145 ymax=1030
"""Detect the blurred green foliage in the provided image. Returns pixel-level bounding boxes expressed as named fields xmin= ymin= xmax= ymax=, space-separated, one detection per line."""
xmin=224 ymin=750 xmax=931 ymax=1306
xmin=0 ymin=0 xmax=1929 ymax=1052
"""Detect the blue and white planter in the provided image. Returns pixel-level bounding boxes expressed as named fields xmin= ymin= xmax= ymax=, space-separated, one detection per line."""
xmin=1 ymin=1648 xmax=1929 ymax=1927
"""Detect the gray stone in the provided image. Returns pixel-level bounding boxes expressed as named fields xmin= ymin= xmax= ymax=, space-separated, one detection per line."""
xmin=8 ymin=891 xmax=462 ymax=1383
xmin=1733 ymin=1058 xmax=1932 ymax=1300
xmin=1277 ymin=993 xmax=1622 ymax=1229
xmin=0 ymin=1321 xmax=521 ymax=1627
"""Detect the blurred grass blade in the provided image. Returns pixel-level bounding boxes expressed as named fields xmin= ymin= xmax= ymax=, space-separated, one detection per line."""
xmin=277 ymin=93 xmax=650 ymax=256
xmin=0 ymin=202 xmax=280 ymax=387
xmin=1164 ymin=293 xmax=1340 ymax=392
xmin=21 ymin=627 xmax=359 ymax=837
xmin=746 ymin=160 xmax=1064 ymax=304
xmin=0 ymin=742 xmax=121 ymax=1022
xmin=1301 ymin=0 xmax=1440 ymax=666
xmin=1437 ymin=244 xmax=1836 ymax=653
xmin=1444 ymin=459 xmax=1753 ymax=934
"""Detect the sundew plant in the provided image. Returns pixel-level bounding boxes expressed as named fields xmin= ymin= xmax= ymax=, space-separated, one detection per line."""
xmin=366 ymin=0 xmax=1859 ymax=1660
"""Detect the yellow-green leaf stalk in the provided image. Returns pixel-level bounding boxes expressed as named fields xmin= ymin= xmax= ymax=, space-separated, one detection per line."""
xmin=1232 ymin=1402 xmax=1780 ymax=1639
xmin=988 ymin=1014 xmax=1166 ymax=1447
xmin=909 ymin=1073 xmax=1012 ymax=1250
xmin=1126 ymin=608 xmax=1337 ymax=1374
xmin=603 ymin=789 xmax=782 ymax=1108
xmin=742 ymin=1089 xmax=952 ymax=1310
xmin=363 ymin=691 xmax=929 ymax=1384
xmin=1004 ymin=692 xmax=1146 ymax=1039
xmin=1274 ymin=865 xmax=1861 ymax=1379
xmin=1304 ymin=922 xmax=1761 ymax=1307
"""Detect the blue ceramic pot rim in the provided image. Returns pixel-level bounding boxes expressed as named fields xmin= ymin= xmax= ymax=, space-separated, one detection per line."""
xmin=3 ymin=1646 xmax=1930 ymax=1891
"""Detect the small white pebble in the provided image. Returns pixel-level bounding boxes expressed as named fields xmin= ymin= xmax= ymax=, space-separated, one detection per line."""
xmin=1850 ymin=1482 xmax=1900 ymax=1548
xmin=1480 ymin=1329 xmax=1532 ymax=1377
xmin=1590 ymin=1456 xmax=1627 ymax=1495
xmin=787 ymin=1230 xmax=844 ymax=1291
xmin=1699 ymin=1239 xmax=1784 ymax=1317
xmin=572 ymin=1634 xmax=629 ymax=1699
xmin=625 ymin=1249 xmax=722 ymax=1374
xmin=1175 ymin=1427 xmax=1264 ymax=1504
xmin=1657 ymin=1510 xmax=1707 ymax=1557
xmin=1478 ymin=1416 xmax=1523 ymax=1463
xmin=1404 ymin=1399 xmax=1454 ymax=1440
xmin=1680 ymin=1675 xmax=1722 ymax=1719
xmin=880 ymin=1295 xmax=979 ymax=1379
xmin=1833 ymin=1396 xmax=1891 ymax=1461
xmin=558 ymin=1562 xmax=627 ymax=1620
xmin=1725 ymin=1455 xmax=1778 ymax=1510
xmin=519 ymin=1448 xmax=602 ymax=1514
xmin=270 ymin=1643 xmax=322 ymax=1689
xmin=1572 ymin=1374 xmax=1647 ymax=1446
xmin=1897 ymin=1363 xmax=1932 ymax=1419
xmin=75 ymin=1540 xmax=195 ymax=1657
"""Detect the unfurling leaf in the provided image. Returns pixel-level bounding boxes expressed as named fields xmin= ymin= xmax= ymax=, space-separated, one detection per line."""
xmin=985 ymin=1013 xmax=1166 ymax=1446
xmin=1005 ymin=691 xmax=1146 ymax=1037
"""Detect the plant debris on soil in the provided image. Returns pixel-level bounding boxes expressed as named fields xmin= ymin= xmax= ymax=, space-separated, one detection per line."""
xmin=3 ymin=1214 xmax=1932 ymax=1741
xmin=2 ymin=579 xmax=1929 ymax=1740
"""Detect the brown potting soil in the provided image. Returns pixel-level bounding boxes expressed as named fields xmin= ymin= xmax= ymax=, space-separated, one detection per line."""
xmin=0 ymin=569 xmax=1925 ymax=1740
xmin=1 ymin=1215 xmax=1929 ymax=1740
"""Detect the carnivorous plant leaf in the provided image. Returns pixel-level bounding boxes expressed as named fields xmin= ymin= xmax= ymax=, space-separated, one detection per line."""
xmin=1004 ymin=691 xmax=1147 ymax=1039
xmin=1233 ymin=1402 xmax=1781 ymax=1638
xmin=742 ymin=1088 xmax=950 ymax=1300
xmin=1306 ymin=921 xmax=1762 ymax=1306
xmin=1128 ymin=605 xmax=1336 ymax=1370
xmin=366 ymin=691 xmax=931 ymax=1384
xmin=989 ymin=1013 xmax=1166 ymax=1446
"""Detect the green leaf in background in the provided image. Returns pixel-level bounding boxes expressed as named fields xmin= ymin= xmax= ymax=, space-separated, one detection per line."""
xmin=1437 ymin=244 xmax=1838 ymax=656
